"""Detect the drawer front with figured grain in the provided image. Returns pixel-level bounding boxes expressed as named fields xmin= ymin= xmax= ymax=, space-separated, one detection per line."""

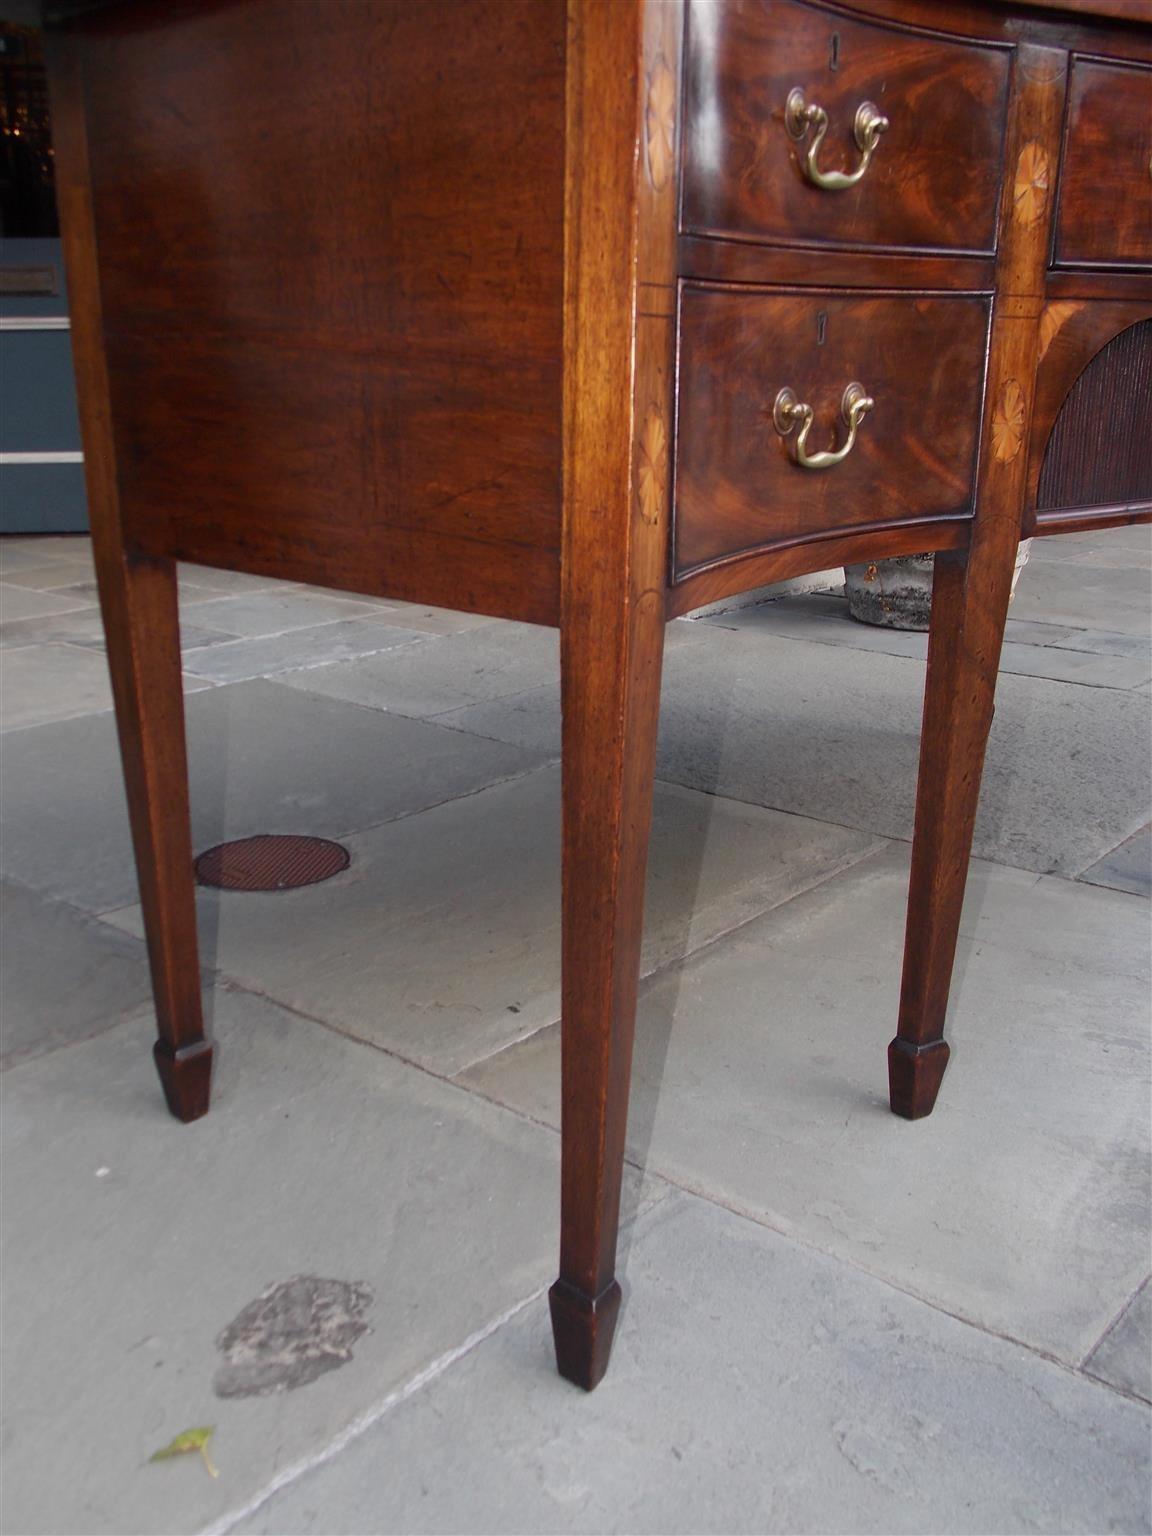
xmin=673 ymin=284 xmax=992 ymax=579
xmin=681 ymin=0 xmax=1010 ymax=256
xmin=1054 ymin=57 xmax=1152 ymax=268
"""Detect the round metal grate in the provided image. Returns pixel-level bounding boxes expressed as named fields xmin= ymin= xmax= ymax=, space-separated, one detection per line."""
xmin=194 ymin=835 xmax=350 ymax=892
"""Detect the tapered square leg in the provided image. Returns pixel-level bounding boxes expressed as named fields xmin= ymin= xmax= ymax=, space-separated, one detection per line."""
xmin=542 ymin=0 xmax=679 ymax=1387
xmin=891 ymin=547 xmax=1011 ymax=1120
xmin=888 ymin=1038 xmax=951 ymax=1121
xmin=153 ymin=1039 xmax=214 ymax=1124
xmin=549 ymin=1278 xmax=623 ymax=1392
xmin=553 ymin=590 xmax=665 ymax=1389
xmin=53 ymin=64 xmax=212 ymax=1126
xmin=890 ymin=56 xmax=1064 ymax=1119
xmin=97 ymin=553 xmax=212 ymax=1122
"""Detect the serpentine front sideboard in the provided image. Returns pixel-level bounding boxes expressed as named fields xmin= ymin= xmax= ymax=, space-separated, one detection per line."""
xmin=44 ymin=0 xmax=1151 ymax=1389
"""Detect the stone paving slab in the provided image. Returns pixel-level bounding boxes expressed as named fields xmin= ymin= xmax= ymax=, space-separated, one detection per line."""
xmin=179 ymin=564 xmax=302 ymax=595
xmin=0 ymin=544 xmax=73 ymax=574
xmin=0 ymin=992 xmax=603 ymax=1536
xmin=279 ymin=621 xmax=562 ymax=719
xmin=700 ymin=593 xmax=1075 ymax=650
xmin=1 ymin=641 xmax=118 ymax=728
xmin=422 ymin=619 xmax=714 ymax=759
xmin=102 ymin=766 xmax=884 ymax=1077
xmin=0 ymin=607 xmax=236 ymax=652
xmin=234 ymin=1191 xmax=1152 ymax=1536
xmin=357 ymin=601 xmax=504 ymax=636
xmin=1028 ymin=525 xmax=1152 ymax=571
xmin=1079 ymin=824 xmax=1152 ymax=897
xmin=0 ymin=557 xmax=96 ymax=591
xmin=0 ymin=582 xmax=96 ymax=622
xmin=0 ymin=535 xmax=92 ymax=564
xmin=654 ymin=626 xmax=1151 ymax=877
xmin=47 ymin=576 xmax=304 ymax=609
xmin=434 ymin=623 xmax=1152 ymax=876
xmin=281 ymin=620 xmax=712 ymax=726
xmin=180 ymin=619 xmax=427 ymax=684
xmin=461 ymin=845 xmax=1151 ymax=1366
xmin=0 ymin=679 xmax=548 ymax=913
xmin=437 ymin=681 xmax=563 ymax=758
xmin=0 ymin=643 xmax=214 ymax=732
xmin=698 ymin=597 xmax=1150 ymax=689
xmin=966 ymin=638 xmax=1149 ymax=688
xmin=1085 ymin=1280 xmax=1152 ymax=1403
xmin=0 ymin=526 xmax=1146 ymax=1535
xmin=1049 ymin=628 xmax=1152 ymax=661
xmin=0 ymin=879 xmax=153 ymax=1067
xmin=165 ymin=590 xmax=394 ymax=639
xmin=1009 ymin=559 xmax=1152 ymax=635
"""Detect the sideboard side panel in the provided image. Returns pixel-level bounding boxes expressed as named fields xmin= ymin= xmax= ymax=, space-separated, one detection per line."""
xmin=60 ymin=0 xmax=567 ymax=624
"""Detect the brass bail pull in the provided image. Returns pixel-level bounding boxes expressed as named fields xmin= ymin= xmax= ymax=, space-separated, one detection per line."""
xmin=773 ymin=382 xmax=875 ymax=471
xmin=786 ymin=87 xmax=889 ymax=191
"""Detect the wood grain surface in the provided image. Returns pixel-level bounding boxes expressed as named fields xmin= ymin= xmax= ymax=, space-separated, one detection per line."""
xmin=681 ymin=0 xmax=1011 ymax=254
xmin=48 ymin=31 xmax=213 ymax=1122
xmin=673 ymin=285 xmax=989 ymax=579
xmin=892 ymin=41 xmax=1070 ymax=1119
xmin=43 ymin=0 xmax=1152 ymax=1384
xmin=72 ymin=0 xmax=567 ymax=623
xmin=551 ymin=0 xmax=678 ymax=1393
xmin=1054 ymin=57 xmax=1152 ymax=269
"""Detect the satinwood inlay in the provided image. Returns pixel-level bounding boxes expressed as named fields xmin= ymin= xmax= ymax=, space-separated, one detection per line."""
xmin=637 ymin=407 xmax=667 ymax=525
xmin=645 ymin=58 xmax=676 ymax=192
xmin=991 ymin=379 xmax=1027 ymax=463
xmin=1013 ymin=141 xmax=1050 ymax=226
xmin=1038 ymin=302 xmax=1082 ymax=361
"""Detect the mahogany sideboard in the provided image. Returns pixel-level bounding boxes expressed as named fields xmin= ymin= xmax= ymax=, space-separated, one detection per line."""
xmin=43 ymin=0 xmax=1151 ymax=1390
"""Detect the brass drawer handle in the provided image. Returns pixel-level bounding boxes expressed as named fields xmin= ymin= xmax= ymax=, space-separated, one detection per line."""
xmin=773 ymin=382 xmax=874 ymax=470
xmin=786 ymin=87 xmax=888 ymax=191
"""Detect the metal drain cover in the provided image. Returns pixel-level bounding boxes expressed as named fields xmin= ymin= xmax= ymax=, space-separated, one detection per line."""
xmin=195 ymin=835 xmax=350 ymax=892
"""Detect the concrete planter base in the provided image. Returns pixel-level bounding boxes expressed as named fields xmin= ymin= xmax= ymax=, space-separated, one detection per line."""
xmin=845 ymin=542 xmax=1033 ymax=631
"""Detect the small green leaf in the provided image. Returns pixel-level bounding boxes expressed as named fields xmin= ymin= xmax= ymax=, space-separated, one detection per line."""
xmin=150 ymin=1426 xmax=218 ymax=1478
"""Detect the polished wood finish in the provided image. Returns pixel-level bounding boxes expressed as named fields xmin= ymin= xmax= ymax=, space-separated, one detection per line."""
xmin=550 ymin=0 xmax=679 ymax=1391
xmin=1014 ymin=0 xmax=1152 ymax=19
xmin=1054 ymin=57 xmax=1152 ymax=270
xmin=682 ymin=0 xmax=1011 ymax=255
xmin=70 ymin=0 xmax=566 ymax=625
xmin=46 ymin=0 xmax=1152 ymax=1388
xmin=1019 ymin=0 xmax=1152 ymax=19
xmin=851 ymin=0 xmax=1152 ymax=55
xmin=49 ymin=36 xmax=211 ymax=1121
xmin=678 ymin=232 xmax=996 ymax=292
xmin=892 ymin=39 xmax=1069 ymax=1117
xmin=666 ymin=516 xmax=972 ymax=618
xmin=673 ymin=286 xmax=989 ymax=579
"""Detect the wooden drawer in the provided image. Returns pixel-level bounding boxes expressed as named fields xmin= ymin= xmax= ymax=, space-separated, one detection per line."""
xmin=1054 ymin=58 xmax=1152 ymax=268
xmin=673 ymin=284 xmax=991 ymax=579
xmin=681 ymin=0 xmax=1010 ymax=256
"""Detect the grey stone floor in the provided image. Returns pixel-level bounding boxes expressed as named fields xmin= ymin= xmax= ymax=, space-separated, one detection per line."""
xmin=1 ymin=529 xmax=1149 ymax=1536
